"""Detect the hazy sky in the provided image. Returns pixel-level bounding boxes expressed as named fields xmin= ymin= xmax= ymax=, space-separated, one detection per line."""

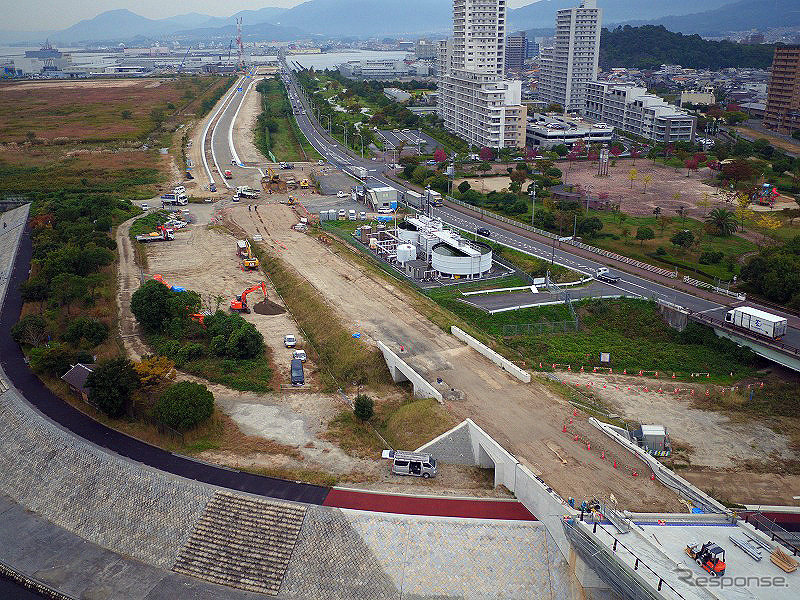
xmin=5 ymin=0 xmax=534 ymax=31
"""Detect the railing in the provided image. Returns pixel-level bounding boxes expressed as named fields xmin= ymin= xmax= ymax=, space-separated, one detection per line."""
xmin=743 ymin=513 xmax=800 ymax=556
xmin=682 ymin=275 xmax=745 ymax=300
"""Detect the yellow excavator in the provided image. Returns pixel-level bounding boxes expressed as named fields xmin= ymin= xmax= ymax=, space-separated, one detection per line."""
xmin=287 ymin=195 xmax=296 ymax=205
xmin=267 ymin=167 xmax=280 ymax=184
xmin=241 ymin=239 xmax=259 ymax=270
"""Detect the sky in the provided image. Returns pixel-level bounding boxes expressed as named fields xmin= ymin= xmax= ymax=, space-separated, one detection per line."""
xmin=4 ymin=0 xmax=534 ymax=31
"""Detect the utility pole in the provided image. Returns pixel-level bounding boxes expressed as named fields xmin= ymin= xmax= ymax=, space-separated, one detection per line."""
xmin=530 ymin=183 xmax=536 ymax=227
xmin=573 ymin=213 xmax=577 ymax=238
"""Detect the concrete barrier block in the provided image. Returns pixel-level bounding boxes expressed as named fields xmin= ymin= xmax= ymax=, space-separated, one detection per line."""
xmin=451 ymin=327 xmax=531 ymax=383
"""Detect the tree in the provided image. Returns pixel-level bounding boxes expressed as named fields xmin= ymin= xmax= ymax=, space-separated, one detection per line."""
xmin=28 ymin=343 xmax=74 ymax=377
xmin=636 ymin=226 xmax=655 ymax=247
xmin=11 ymin=315 xmax=49 ymax=347
xmin=670 ymin=229 xmax=695 ymax=250
xmin=509 ymin=169 xmax=527 ymax=196
xmin=641 ymin=174 xmax=652 ymax=192
xmin=685 ymin=157 xmax=699 ymax=176
xmin=735 ymin=193 xmax=754 ymax=231
xmin=154 ymin=381 xmax=214 ymax=431
xmin=476 ymin=161 xmax=491 ymax=192
xmin=610 ymin=145 xmax=623 ymax=159
xmin=225 ymin=323 xmax=264 ymax=359
xmin=657 ymin=215 xmax=673 ymax=234
xmin=630 ymin=145 xmax=642 ymax=165
xmin=457 ymin=181 xmax=471 ymax=194
xmin=552 ymin=144 xmax=569 ymax=157
xmin=697 ymin=191 xmax=712 ymax=214
xmin=628 ymin=168 xmax=638 ymax=188
xmin=134 ymin=355 xmax=176 ymax=389
xmin=577 ymin=217 xmax=603 ymax=238
xmin=722 ymin=159 xmax=754 ymax=183
xmin=433 ymin=147 xmax=448 ymax=163
xmin=546 ymin=103 xmax=563 ymax=113
xmin=51 ymin=273 xmax=87 ymax=315
xmin=149 ymin=108 xmax=166 ymax=130
xmin=479 ymin=146 xmax=494 ymax=162
xmin=353 ymin=393 xmax=374 ymax=421
xmin=756 ymin=214 xmax=782 ymax=248
xmin=621 ymin=226 xmax=631 ymax=241
xmin=86 ymin=356 xmax=140 ymax=418
xmin=62 ymin=317 xmax=109 ymax=347
xmin=705 ymin=208 xmax=738 ymax=236
xmin=130 ymin=279 xmax=173 ymax=333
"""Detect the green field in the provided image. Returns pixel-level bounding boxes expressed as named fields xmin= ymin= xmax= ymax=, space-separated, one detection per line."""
xmin=254 ymin=77 xmax=319 ymax=161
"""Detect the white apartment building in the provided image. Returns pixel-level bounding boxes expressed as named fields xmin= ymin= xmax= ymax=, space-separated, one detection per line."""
xmin=585 ymin=82 xmax=696 ymax=144
xmin=537 ymin=0 xmax=602 ymax=113
xmin=437 ymin=0 xmax=527 ymax=149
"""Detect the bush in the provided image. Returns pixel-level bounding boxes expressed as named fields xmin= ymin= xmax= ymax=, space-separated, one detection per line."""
xmin=11 ymin=314 xmax=49 ymax=347
xmin=656 ymin=246 xmax=667 ymax=256
xmin=699 ymin=251 xmax=724 ymax=265
xmin=62 ymin=317 xmax=109 ymax=347
xmin=28 ymin=343 xmax=74 ymax=377
xmin=130 ymin=280 xmax=173 ymax=332
xmin=175 ymin=343 xmax=205 ymax=365
xmin=154 ymin=381 xmax=214 ymax=431
xmin=86 ymin=356 xmax=140 ymax=418
xmin=353 ymin=394 xmax=374 ymax=421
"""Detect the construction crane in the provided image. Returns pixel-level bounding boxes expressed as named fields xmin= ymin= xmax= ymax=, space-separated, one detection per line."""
xmin=177 ymin=47 xmax=191 ymax=75
xmin=230 ymin=282 xmax=267 ymax=313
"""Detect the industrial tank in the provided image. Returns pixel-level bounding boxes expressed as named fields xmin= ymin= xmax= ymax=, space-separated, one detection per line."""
xmin=396 ymin=243 xmax=417 ymax=263
xmin=431 ymin=241 xmax=492 ymax=277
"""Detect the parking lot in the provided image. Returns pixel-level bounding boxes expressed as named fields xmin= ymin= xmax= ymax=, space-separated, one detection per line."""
xmin=377 ymin=129 xmax=441 ymax=152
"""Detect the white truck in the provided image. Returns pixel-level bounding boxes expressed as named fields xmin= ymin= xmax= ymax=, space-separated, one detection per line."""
xmin=161 ymin=192 xmax=188 ymax=206
xmin=236 ymin=186 xmax=260 ymax=199
xmin=354 ymin=166 xmax=368 ymax=179
xmin=724 ymin=306 xmax=787 ymax=339
xmin=404 ymin=190 xmax=423 ymax=209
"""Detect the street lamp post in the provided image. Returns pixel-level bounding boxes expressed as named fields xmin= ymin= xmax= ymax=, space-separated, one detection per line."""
xmin=530 ymin=183 xmax=536 ymax=228
xmin=356 ymin=132 xmax=364 ymax=159
xmin=326 ymin=115 xmax=332 ymax=135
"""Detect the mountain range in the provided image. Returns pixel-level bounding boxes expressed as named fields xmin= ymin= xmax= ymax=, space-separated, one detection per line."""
xmin=0 ymin=0 xmax=789 ymax=45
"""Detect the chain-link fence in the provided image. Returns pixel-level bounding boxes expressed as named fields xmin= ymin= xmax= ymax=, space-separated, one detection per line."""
xmin=502 ymin=320 xmax=580 ymax=336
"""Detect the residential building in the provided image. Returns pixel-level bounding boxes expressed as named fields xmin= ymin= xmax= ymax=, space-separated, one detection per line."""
xmin=415 ymin=39 xmax=438 ymax=60
xmin=525 ymin=38 xmax=539 ymax=59
xmin=437 ymin=0 xmax=528 ymax=149
xmin=585 ymin=82 xmax=696 ymax=143
xmin=526 ymin=113 xmax=613 ymax=149
xmin=679 ymin=86 xmax=716 ymax=107
xmin=537 ymin=0 xmax=602 ymax=113
xmin=506 ymin=32 xmax=527 ymax=71
xmin=764 ymin=45 xmax=800 ymax=134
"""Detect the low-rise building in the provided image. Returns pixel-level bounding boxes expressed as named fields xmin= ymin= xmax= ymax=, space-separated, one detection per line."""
xmin=384 ymin=87 xmax=412 ymax=103
xmin=679 ymin=86 xmax=716 ymax=107
xmin=585 ymin=82 xmax=695 ymax=144
xmin=339 ymin=60 xmax=409 ymax=79
xmin=526 ymin=113 xmax=613 ymax=149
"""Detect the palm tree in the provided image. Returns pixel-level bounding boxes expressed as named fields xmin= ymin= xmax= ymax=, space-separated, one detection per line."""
xmin=705 ymin=207 xmax=738 ymax=236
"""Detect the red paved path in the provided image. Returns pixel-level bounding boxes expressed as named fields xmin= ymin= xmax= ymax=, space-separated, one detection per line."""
xmin=324 ymin=489 xmax=536 ymax=521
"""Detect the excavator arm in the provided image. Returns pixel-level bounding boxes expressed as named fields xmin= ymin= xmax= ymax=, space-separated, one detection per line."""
xmin=230 ymin=282 xmax=267 ymax=312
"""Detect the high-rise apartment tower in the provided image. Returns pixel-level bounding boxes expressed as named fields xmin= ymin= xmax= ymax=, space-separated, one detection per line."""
xmin=437 ymin=0 xmax=527 ymax=148
xmin=764 ymin=45 xmax=800 ymax=134
xmin=537 ymin=0 xmax=602 ymax=113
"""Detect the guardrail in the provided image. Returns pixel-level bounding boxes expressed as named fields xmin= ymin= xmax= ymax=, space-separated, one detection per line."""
xmin=445 ymin=196 xmax=678 ymax=279
xmin=682 ymin=275 xmax=745 ymax=300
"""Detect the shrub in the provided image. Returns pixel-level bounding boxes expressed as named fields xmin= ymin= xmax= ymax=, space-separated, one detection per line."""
xmin=11 ymin=314 xmax=49 ymax=347
xmin=353 ymin=394 xmax=374 ymax=421
xmin=62 ymin=317 xmax=109 ymax=347
xmin=225 ymin=324 xmax=264 ymax=359
xmin=154 ymin=381 xmax=214 ymax=431
xmin=699 ymin=251 xmax=724 ymax=265
xmin=176 ymin=343 xmax=204 ymax=365
xmin=656 ymin=246 xmax=667 ymax=256
xmin=28 ymin=343 xmax=74 ymax=377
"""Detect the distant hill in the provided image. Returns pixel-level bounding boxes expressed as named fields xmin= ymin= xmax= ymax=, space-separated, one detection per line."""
xmin=619 ymin=0 xmax=800 ymax=36
xmin=194 ymin=7 xmax=289 ymax=30
xmin=600 ymin=25 xmax=777 ymax=70
xmin=273 ymin=0 xmax=452 ymax=36
xmin=174 ymin=21 xmax=306 ymax=43
xmin=507 ymin=0 xmax=732 ymax=31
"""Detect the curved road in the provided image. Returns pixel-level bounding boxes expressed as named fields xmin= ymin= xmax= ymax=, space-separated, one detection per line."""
xmin=278 ymin=61 xmax=800 ymax=351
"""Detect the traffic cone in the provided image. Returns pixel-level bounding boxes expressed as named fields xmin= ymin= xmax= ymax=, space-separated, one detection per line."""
xmin=563 ymin=424 xmax=567 ymax=433
xmin=609 ymin=368 xmax=613 ymax=373
xmin=569 ymin=417 xmax=573 ymax=424
xmin=574 ymin=434 xmax=579 ymax=441
xmin=632 ymin=470 xmax=639 ymax=477
xmin=623 ymin=369 xmax=627 ymax=374
xmin=706 ymin=373 xmax=710 ymax=378
xmin=603 ymin=384 xmax=607 ymax=389
xmin=580 ymin=366 xmax=584 ymax=372
xmin=587 ymin=442 xmax=591 ymax=451
xmin=691 ymin=389 xmax=695 ymax=395
xmin=573 ymin=409 xmax=578 ymax=417
xmin=651 ymin=473 xmax=656 ymax=481
xmin=601 ymin=451 xmax=605 ymax=459
xmin=672 ymin=373 xmax=676 ymax=379
xmin=567 ymin=365 xmax=571 ymax=371
xmin=705 ymin=389 xmax=710 ymax=396
xmin=613 ymin=460 xmax=617 ymax=468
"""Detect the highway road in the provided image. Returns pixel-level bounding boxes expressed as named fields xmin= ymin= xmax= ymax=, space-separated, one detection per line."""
xmin=273 ymin=61 xmax=800 ymax=351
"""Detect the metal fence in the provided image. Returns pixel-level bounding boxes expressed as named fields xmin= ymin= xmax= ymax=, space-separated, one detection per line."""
xmin=502 ymin=320 xmax=580 ymax=336
xmin=744 ymin=513 xmax=800 ymax=556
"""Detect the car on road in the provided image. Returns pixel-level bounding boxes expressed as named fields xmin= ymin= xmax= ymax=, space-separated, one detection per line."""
xmin=284 ymin=334 xmax=297 ymax=348
xmin=140 ymin=203 xmax=149 ymax=211
xmin=318 ymin=159 xmax=324 ymax=165
xmin=336 ymin=190 xmax=346 ymax=198
xmin=476 ymin=227 xmax=491 ymax=236
xmin=209 ymin=182 xmax=217 ymax=192
xmin=595 ymin=267 xmax=620 ymax=284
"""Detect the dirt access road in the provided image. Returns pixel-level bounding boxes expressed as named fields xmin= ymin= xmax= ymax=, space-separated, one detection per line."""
xmin=230 ymin=198 xmax=683 ymax=512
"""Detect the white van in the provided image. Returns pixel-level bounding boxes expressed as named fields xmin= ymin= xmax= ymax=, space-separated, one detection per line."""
xmin=348 ymin=209 xmax=357 ymax=221
xmin=383 ymin=450 xmax=437 ymax=478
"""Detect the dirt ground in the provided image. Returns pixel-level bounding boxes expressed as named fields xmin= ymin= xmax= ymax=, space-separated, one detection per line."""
xmin=555 ymin=371 xmax=800 ymax=505
xmin=228 ymin=196 xmax=684 ymax=512
xmin=1 ymin=80 xmax=158 ymax=91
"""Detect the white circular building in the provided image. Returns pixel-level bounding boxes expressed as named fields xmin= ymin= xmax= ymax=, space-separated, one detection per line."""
xmin=431 ymin=240 xmax=492 ymax=278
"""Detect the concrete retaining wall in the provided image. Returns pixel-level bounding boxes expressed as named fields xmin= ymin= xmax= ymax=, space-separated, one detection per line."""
xmin=450 ymin=327 xmax=531 ymax=383
xmin=589 ymin=417 xmax=729 ymax=514
xmin=657 ymin=300 xmax=689 ymax=332
xmin=377 ymin=341 xmax=443 ymax=403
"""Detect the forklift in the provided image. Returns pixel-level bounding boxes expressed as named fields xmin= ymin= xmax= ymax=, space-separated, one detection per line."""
xmin=686 ymin=541 xmax=726 ymax=577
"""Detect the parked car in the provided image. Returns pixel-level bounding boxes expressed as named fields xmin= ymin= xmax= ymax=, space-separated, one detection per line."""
xmin=336 ymin=190 xmax=346 ymax=198
xmin=140 ymin=203 xmax=149 ymax=211
xmin=293 ymin=349 xmax=307 ymax=362
xmin=290 ymin=358 xmax=305 ymax=386
xmin=359 ymin=211 xmax=366 ymax=220
xmin=476 ymin=227 xmax=491 ymax=237
xmin=318 ymin=159 xmax=325 ymax=165
xmin=209 ymin=182 xmax=217 ymax=192
xmin=284 ymin=334 xmax=297 ymax=348
xmin=338 ymin=209 xmax=346 ymax=219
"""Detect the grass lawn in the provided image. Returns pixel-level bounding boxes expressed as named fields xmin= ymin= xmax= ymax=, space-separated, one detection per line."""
xmin=257 ymin=77 xmax=309 ymax=162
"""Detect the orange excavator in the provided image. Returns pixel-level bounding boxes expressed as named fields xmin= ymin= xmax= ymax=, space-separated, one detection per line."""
xmin=229 ymin=282 xmax=267 ymax=313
